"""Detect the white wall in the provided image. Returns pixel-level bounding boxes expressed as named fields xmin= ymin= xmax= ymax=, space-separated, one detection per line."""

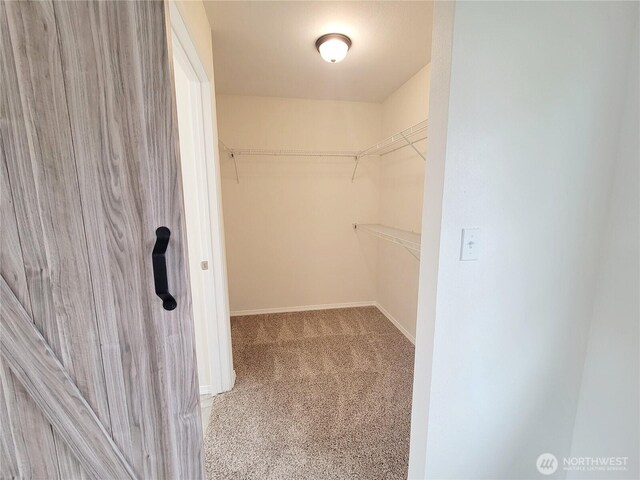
xmin=217 ymin=95 xmax=381 ymax=313
xmin=375 ymin=65 xmax=431 ymax=341
xmin=217 ymin=70 xmax=432 ymax=318
xmin=409 ymin=2 xmax=639 ymax=478
xmin=174 ymin=1 xmax=215 ymax=81
xmin=569 ymin=18 xmax=639 ymax=479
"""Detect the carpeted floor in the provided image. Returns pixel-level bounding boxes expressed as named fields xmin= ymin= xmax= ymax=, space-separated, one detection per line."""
xmin=204 ymin=306 xmax=415 ymax=480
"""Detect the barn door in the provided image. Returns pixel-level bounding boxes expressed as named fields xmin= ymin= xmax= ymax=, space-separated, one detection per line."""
xmin=0 ymin=1 xmax=203 ymax=479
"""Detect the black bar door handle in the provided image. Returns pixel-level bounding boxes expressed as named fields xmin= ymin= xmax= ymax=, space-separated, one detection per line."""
xmin=152 ymin=226 xmax=177 ymax=311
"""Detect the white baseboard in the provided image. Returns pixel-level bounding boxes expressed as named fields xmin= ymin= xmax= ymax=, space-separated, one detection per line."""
xmin=230 ymin=301 xmax=376 ymax=317
xmin=374 ymin=302 xmax=416 ymax=344
xmin=229 ymin=300 xmax=414 ymax=345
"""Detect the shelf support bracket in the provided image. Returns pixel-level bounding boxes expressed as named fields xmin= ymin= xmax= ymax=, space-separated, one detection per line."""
xmin=230 ymin=152 xmax=239 ymax=184
xmin=219 ymin=140 xmax=240 ymax=184
xmin=400 ymin=132 xmax=426 ymax=161
xmin=351 ymin=156 xmax=360 ymax=183
xmin=403 ymin=246 xmax=420 ymax=260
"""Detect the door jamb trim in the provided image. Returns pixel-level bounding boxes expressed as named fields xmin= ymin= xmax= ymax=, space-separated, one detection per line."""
xmin=169 ymin=2 xmax=235 ymax=395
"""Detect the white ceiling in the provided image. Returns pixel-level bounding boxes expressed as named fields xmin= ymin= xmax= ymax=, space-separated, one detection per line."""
xmin=204 ymin=1 xmax=433 ymax=103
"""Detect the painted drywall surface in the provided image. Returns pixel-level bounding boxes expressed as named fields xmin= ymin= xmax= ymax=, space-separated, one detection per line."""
xmin=374 ymin=65 xmax=430 ymax=340
xmin=173 ymin=1 xmax=214 ymax=80
xmin=382 ymin=65 xmax=431 ymax=134
xmin=217 ymin=95 xmax=381 ymax=312
xmin=568 ymin=19 xmax=639 ymax=479
xmin=416 ymin=2 xmax=638 ymax=478
xmin=204 ymin=1 xmax=433 ymax=103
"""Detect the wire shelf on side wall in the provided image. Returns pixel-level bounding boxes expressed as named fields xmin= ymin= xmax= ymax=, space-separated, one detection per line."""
xmin=353 ymin=223 xmax=421 ymax=260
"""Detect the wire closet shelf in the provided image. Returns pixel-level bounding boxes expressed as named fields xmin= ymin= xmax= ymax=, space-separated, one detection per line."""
xmin=219 ymin=119 xmax=428 ymax=183
xmin=353 ymin=223 xmax=421 ymax=260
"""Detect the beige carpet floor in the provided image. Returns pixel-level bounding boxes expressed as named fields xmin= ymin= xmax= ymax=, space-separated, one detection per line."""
xmin=204 ymin=306 xmax=415 ymax=480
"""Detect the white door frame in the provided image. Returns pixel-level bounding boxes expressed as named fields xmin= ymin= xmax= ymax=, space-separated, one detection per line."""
xmin=408 ymin=2 xmax=455 ymax=477
xmin=169 ymin=3 xmax=235 ymax=395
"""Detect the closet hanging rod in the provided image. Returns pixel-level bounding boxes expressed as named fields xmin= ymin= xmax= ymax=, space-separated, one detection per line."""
xmin=219 ymin=118 xmax=427 ymax=183
xmin=220 ymin=120 xmax=427 ymax=160
xmin=217 ymin=141 xmax=358 ymax=184
xmin=218 ymin=145 xmax=358 ymax=158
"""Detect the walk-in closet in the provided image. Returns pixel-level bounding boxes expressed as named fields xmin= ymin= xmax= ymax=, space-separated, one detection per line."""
xmin=197 ymin=2 xmax=434 ymax=478
xmin=3 ymin=0 xmax=637 ymax=478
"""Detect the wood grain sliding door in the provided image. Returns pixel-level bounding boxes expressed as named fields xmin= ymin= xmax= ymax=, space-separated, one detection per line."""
xmin=0 ymin=1 xmax=203 ymax=478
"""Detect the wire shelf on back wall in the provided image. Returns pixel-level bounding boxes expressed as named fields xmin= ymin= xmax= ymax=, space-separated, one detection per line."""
xmin=224 ymin=147 xmax=358 ymax=158
xmin=219 ymin=119 xmax=427 ymax=183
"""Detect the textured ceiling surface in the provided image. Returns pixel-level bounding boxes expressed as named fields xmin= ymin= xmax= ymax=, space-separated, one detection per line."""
xmin=204 ymin=1 xmax=433 ymax=102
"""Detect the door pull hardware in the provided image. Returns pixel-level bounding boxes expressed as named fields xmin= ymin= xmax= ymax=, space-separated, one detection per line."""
xmin=152 ymin=227 xmax=177 ymax=311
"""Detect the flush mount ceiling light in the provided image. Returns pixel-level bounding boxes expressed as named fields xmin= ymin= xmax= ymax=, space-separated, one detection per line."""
xmin=315 ymin=33 xmax=352 ymax=63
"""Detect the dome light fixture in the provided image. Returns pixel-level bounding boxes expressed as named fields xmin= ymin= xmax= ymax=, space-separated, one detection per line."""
xmin=315 ymin=33 xmax=352 ymax=63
